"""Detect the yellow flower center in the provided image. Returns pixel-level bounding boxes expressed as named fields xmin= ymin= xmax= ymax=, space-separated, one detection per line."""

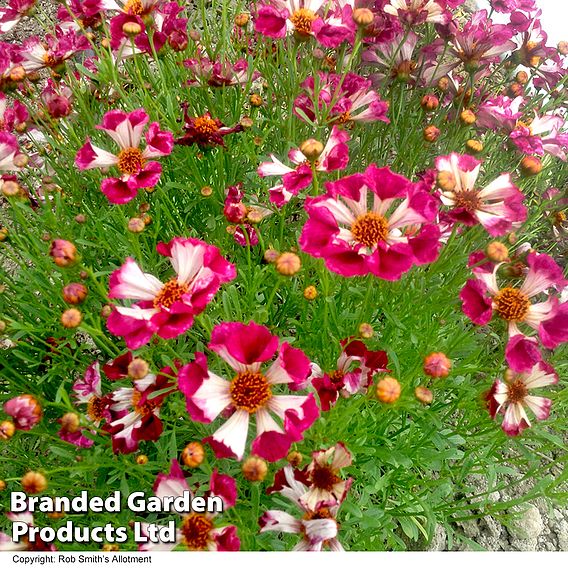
xmin=230 ymin=371 xmax=272 ymax=413
xmin=310 ymin=464 xmax=340 ymax=491
xmin=117 ymin=147 xmax=145 ymax=175
xmin=153 ymin=278 xmax=189 ymax=309
xmin=131 ymin=390 xmax=159 ymax=417
xmin=194 ymin=116 xmax=219 ymax=135
xmin=87 ymin=395 xmax=106 ymax=422
xmin=181 ymin=513 xmax=213 ymax=550
xmin=453 ymin=189 xmax=481 ymax=213
xmin=493 ymin=287 xmax=530 ymax=322
xmin=507 ymin=378 xmax=528 ymax=405
xmin=351 ymin=212 xmax=389 ymax=247
xmin=124 ymin=0 xmax=145 ymax=15
xmin=290 ymin=8 xmax=317 ymax=36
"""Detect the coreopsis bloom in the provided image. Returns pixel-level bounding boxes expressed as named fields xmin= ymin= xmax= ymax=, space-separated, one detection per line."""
xmin=476 ymin=95 xmax=524 ymax=132
xmin=0 ymin=513 xmax=56 ymax=551
xmin=311 ymin=338 xmax=389 ymax=410
xmin=41 ymin=79 xmax=73 ymax=119
xmin=260 ymin=464 xmax=346 ymax=551
xmin=102 ymin=0 xmax=162 ymax=15
xmin=175 ymin=106 xmax=243 ymax=148
xmin=105 ymin=366 xmax=176 ymax=454
xmin=0 ymin=1 xmax=36 ymax=34
xmin=488 ymin=362 xmax=558 ymax=436
xmin=294 ymin=72 xmax=389 ymax=126
xmin=258 ymin=126 xmax=350 ymax=207
xmin=0 ymin=94 xmax=28 ymax=132
xmin=107 ymin=237 xmax=236 ymax=349
xmin=75 ymin=109 xmax=174 ymax=204
xmin=510 ymin=114 xmax=568 ymax=161
xmin=0 ymin=132 xmax=21 ymax=173
xmin=56 ymin=1 xmax=105 ymax=31
xmin=299 ymin=164 xmax=441 ymax=279
xmin=384 ymin=0 xmax=449 ymax=25
xmin=3 ymin=395 xmax=42 ymax=430
xmin=179 ymin=321 xmax=319 ymax=461
xmin=254 ymin=0 xmax=356 ymax=48
xmin=72 ymin=361 xmax=111 ymax=427
xmin=434 ymin=153 xmax=526 ymax=236
xmin=184 ymin=57 xmax=259 ymax=87
xmin=139 ymin=459 xmax=239 ymax=551
xmin=460 ymin=251 xmax=568 ymax=372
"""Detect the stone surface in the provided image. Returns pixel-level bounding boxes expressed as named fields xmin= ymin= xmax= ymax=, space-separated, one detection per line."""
xmin=507 ymin=504 xmax=545 ymax=540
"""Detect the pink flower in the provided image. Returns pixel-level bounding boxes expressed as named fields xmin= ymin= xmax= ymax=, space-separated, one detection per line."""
xmin=0 ymin=94 xmax=28 ymax=133
xmin=488 ymin=362 xmax=558 ymax=436
xmin=260 ymin=464 xmax=346 ymax=551
xmin=510 ymin=114 xmax=568 ymax=161
xmin=384 ymin=0 xmax=450 ymax=25
xmin=75 ymin=109 xmax=173 ymax=204
xmin=434 ymin=153 xmax=526 ymax=236
xmin=184 ymin=56 xmax=260 ymax=87
xmin=476 ymin=95 xmax=524 ymax=132
xmin=3 ymin=394 xmax=42 ymax=430
xmin=179 ymin=321 xmax=319 ymax=462
xmin=139 ymin=459 xmax=239 ymax=551
xmin=107 ymin=237 xmax=236 ymax=349
xmin=72 ymin=361 xmax=111 ymax=427
xmin=0 ymin=131 xmax=21 ymax=172
xmin=0 ymin=1 xmax=36 ymax=34
xmin=258 ymin=126 xmax=350 ymax=207
xmin=299 ymin=164 xmax=440 ymax=279
xmin=460 ymin=251 xmax=568 ymax=371
xmin=104 ymin=366 xmax=176 ymax=454
xmin=0 ymin=513 xmax=56 ymax=551
xmin=294 ymin=71 xmax=389 ymax=126
xmin=311 ymin=338 xmax=389 ymax=410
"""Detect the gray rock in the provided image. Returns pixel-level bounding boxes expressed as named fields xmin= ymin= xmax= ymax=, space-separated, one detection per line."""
xmin=427 ymin=524 xmax=447 ymax=551
xmin=508 ymin=504 xmax=545 ymax=540
xmin=557 ymin=521 xmax=568 ymax=551
xmin=510 ymin=538 xmax=538 ymax=552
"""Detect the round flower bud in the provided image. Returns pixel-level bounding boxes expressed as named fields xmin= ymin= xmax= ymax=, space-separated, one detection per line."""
xmin=62 ymin=283 xmax=88 ymax=305
xmin=376 ymin=377 xmax=401 ymax=403
xmin=0 ymin=480 xmax=6 ymax=491
xmin=189 ymin=30 xmax=201 ymax=42
xmin=74 ymin=214 xmax=87 ymax=224
xmin=102 ymin=544 xmax=120 ymax=552
xmin=250 ymin=94 xmax=263 ymax=107
xmin=352 ymin=8 xmax=374 ymax=27
xmin=123 ymin=21 xmax=142 ymax=35
xmin=436 ymin=170 xmax=456 ymax=191
xmin=303 ymin=285 xmax=317 ymax=300
xmin=181 ymin=441 xmax=204 ymax=468
xmin=0 ymin=320 xmax=6 ymax=333
xmin=423 ymin=352 xmax=451 ymax=378
xmin=142 ymin=214 xmax=152 ymax=226
xmin=0 ymin=228 xmax=8 ymax=242
xmin=0 ymin=420 xmax=16 ymax=440
xmin=13 ymin=154 xmax=28 ymax=168
xmin=300 ymin=138 xmax=324 ymax=160
xmin=558 ymin=40 xmax=568 ymax=55
xmin=136 ymin=455 xmax=149 ymax=465
xmin=415 ymin=386 xmax=433 ymax=404
xmin=201 ymin=186 xmax=213 ymax=197
xmin=47 ymin=509 xmax=65 ymax=520
xmin=423 ymin=125 xmax=440 ymax=142
xmin=312 ymin=48 xmax=325 ymax=60
xmin=59 ymin=412 xmax=80 ymax=434
xmin=2 ymin=180 xmax=21 ymax=197
xmin=508 ymin=82 xmax=523 ymax=97
xmin=465 ymin=139 xmax=483 ymax=154
xmin=276 ymin=252 xmax=301 ymax=276
xmin=50 ymin=239 xmax=77 ymax=267
xmin=21 ymin=471 xmax=47 ymax=494
xmin=486 ymin=241 xmax=509 ymax=262
xmin=128 ymin=358 xmax=149 ymax=380
xmin=235 ymin=13 xmax=250 ymax=27
xmin=61 ymin=308 xmax=82 ymax=328
xmin=240 ymin=116 xmax=254 ymax=129
xmin=287 ymin=451 xmax=303 ymax=467
xmin=264 ymin=248 xmax=280 ymax=264
xmin=101 ymin=304 xmax=113 ymax=318
xmin=358 ymin=323 xmax=374 ymax=339
xmin=421 ymin=94 xmax=439 ymax=112
xmin=139 ymin=203 xmax=151 ymax=214
xmin=515 ymin=70 xmax=529 ymax=85
xmin=101 ymin=38 xmax=111 ymax=49
xmin=246 ymin=208 xmax=264 ymax=224
xmin=127 ymin=217 xmax=145 ymax=233
xmin=520 ymin=155 xmax=542 ymax=176
xmin=9 ymin=66 xmax=26 ymax=82
xmin=437 ymin=76 xmax=450 ymax=91
xmin=242 ymin=456 xmax=268 ymax=482
xmin=459 ymin=109 xmax=476 ymax=125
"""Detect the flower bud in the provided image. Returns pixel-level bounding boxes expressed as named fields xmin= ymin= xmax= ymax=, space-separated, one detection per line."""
xmin=436 ymin=170 xmax=456 ymax=191
xmin=0 ymin=480 xmax=6 ymax=491
xmin=201 ymin=186 xmax=213 ymax=197
xmin=50 ymin=239 xmax=77 ymax=267
xmin=376 ymin=377 xmax=401 ymax=403
xmin=74 ymin=214 xmax=87 ymax=224
xmin=437 ymin=76 xmax=450 ymax=91
xmin=13 ymin=154 xmax=28 ymax=168
xmin=9 ymin=66 xmax=26 ymax=82
xmin=465 ymin=139 xmax=483 ymax=154
xmin=189 ymin=30 xmax=201 ymax=42
xmin=136 ymin=455 xmax=149 ymax=465
xmin=242 ymin=456 xmax=268 ymax=482
xmin=0 ymin=420 xmax=16 ymax=440
xmin=276 ymin=252 xmax=301 ymax=276
xmin=235 ymin=13 xmax=250 ymax=27
xmin=459 ymin=109 xmax=476 ymax=125
xmin=423 ymin=352 xmax=451 ymax=378
xmin=250 ymin=94 xmax=263 ymax=107
xmin=21 ymin=471 xmax=47 ymax=494
xmin=358 ymin=323 xmax=373 ymax=339
xmin=0 ymin=319 xmax=6 ymax=332
xmin=508 ymin=82 xmax=523 ymax=97
xmin=558 ymin=40 xmax=568 ymax=55
xmin=181 ymin=441 xmax=205 ymax=468
xmin=415 ymin=386 xmax=433 ymax=404
xmin=287 ymin=451 xmax=303 ymax=467
xmin=123 ymin=21 xmax=142 ymax=36
xmin=101 ymin=304 xmax=113 ymax=318
xmin=423 ymin=125 xmax=440 ymax=142
xmin=59 ymin=412 xmax=80 ymax=434
xmin=224 ymin=201 xmax=247 ymax=224
xmin=486 ymin=241 xmax=509 ymax=262
xmin=515 ymin=70 xmax=529 ymax=85
xmin=61 ymin=308 xmax=82 ymax=328
xmin=303 ymin=285 xmax=317 ymax=300
xmin=128 ymin=358 xmax=149 ymax=380
xmin=352 ymin=8 xmax=374 ymax=27
xmin=421 ymin=94 xmax=439 ymax=112
xmin=300 ymin=138 xmax=324 ymax=161
xmin=4 ymin=395 xmax=42 ymax=429
xmin=2 ymin=180 xmax=21 ymax=197
xmin=62 ymin=283 xmax=88 ymax=305
xmin=264 ymin=248 xmax=280 ymax=264
xmin=102 ymin=544 xmax=120 ymax=552
xmin=520 ymin=155 xmax=542 ymax=176
xmin=168 ymin=30 xmax=188 ymax=52
xmin=127 ymin=217 xmax=145 ymax=233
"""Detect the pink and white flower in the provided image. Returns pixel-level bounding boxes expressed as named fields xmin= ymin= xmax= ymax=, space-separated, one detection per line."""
xmin=179 ymin=321 xmax=319 ymax=462
xmin=75 ymin=108 xmax=174 ymax=204
xmin=0 ymin=513 xmax=55 ymax=551
xmin=184 ymin=57 xmax=260 ymax=87
xmin=72 ymin=361 xmax=111 ymax=427
xmin=488 ymin=362 xmax=558 ymax=436
xmin=107 ymin=237 xmax=236 ymax=349
xmin=0 ymin=1 xmax=36 ymax=34
xmin=258 ymin=126 xmax=350 ymax=207
xmin=384 ymin=0 xmax=450 ymax=25
xmin=460 ymin=251 xmax=568 ymax=372
xmin=0 ymin=132 xmax=21 ymax=172
xmin=434 ymin=153 xmax=526 ymax=236
xmin=476 ymin=95 xmax=524 ymax=132
xmin=510 ymin=113 xmax=568 ymax=161
xmin=0 ymin=94 xmax=28 ymax=133
xmin=299 ymin=164 xmax=441 ymax=279
xmin=139 ymin=459 xmax=240 ymax=551
xmin=3 ymin=394 xmax=42 ymax=430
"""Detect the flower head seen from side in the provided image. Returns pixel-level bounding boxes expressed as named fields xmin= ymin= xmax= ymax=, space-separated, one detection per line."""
xmin=488 ymin=362 xmax=558 ymax=436
xmin=460 ymin=251 xmax=568 ymax=372
xmin=3 ymin=394 xmax=42 ymax=430
xmin=107 ymin=237 xmax=236 ymax=349
xmin=299 ymin=164 xmax=440 ymax=279
xmin=138 ymin=459 xmax=240 ymax=551
xmin=75 ymin=108 xmax=173 ymax=204
xmin=179 ymin=321 xmax=319 ymax=462
xmin=260 ymin=461 xmax=348 ymax=551
xmin=384 ymin=0 xmax=449 ymax=26
xmin=0 ymin=513 xmax=56 ymax=552
xmin=175 ymin=106 xmax=243 ymax=148
xmin=434 ymin=152 xmax=527 ymax=236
